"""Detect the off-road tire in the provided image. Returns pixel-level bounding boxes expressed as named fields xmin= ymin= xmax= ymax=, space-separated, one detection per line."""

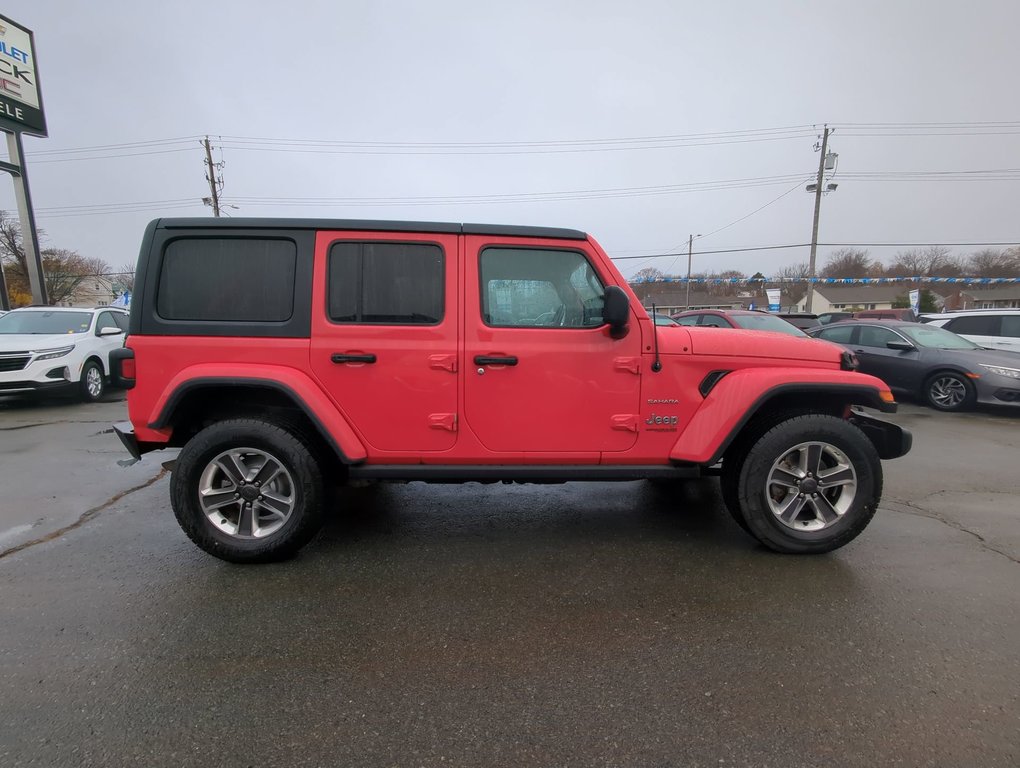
xmin=170 ymin=419 xmax=325 ymax=563
xmin=736 ymin=414 xmax=882 ymax=554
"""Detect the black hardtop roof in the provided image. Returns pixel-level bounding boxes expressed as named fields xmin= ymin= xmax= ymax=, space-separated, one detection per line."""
xmin=152 ymin=218 xmax=588 ymax=241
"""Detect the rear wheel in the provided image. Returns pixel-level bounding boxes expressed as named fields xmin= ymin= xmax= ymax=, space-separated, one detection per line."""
xmin=170 ymin=419 xmax=325 ymax=563
xmin=735 ymin=415 xmax=882 ymax=554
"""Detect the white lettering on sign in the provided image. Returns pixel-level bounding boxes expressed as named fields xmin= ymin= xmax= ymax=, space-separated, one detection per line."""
xmin=0 ymin=101 xmax=24 ymax=120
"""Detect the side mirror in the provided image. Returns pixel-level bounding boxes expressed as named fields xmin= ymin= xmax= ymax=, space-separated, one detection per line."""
xmin=603 ymin=286 xmax=630 ymax=338
xmin=886 ymin=340 xmax=914 ymax=351
xmin=99 ymin=326 xmax=123 ymax=336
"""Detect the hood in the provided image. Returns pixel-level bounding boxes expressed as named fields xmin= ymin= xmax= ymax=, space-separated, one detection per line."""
xmin=676 ymin=327 xmax=842 ymax=365
xmin=0 ymin=333 xmax=82 ymax=353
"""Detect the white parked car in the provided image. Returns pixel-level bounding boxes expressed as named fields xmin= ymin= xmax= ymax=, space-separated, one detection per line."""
xmin=921 ymin=309 xmax=1020 ymax=354
xmin=0 ymin=306 xmax=129 ymax=401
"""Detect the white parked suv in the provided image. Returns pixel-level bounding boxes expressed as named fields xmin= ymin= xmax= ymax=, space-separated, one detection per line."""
xmin=0 ymin=306 xmax=129 ymax=401
xmin=921 ymin=309 xmax=1020 ymax=353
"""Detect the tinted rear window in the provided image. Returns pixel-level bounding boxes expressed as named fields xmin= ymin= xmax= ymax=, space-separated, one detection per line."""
xmin=328 ymin=242 xmax=444 ymax=324
xmin=945 ymin=315 xmax=1000 ymax=336
xmin=157 ymin=238 xmax=296 ymax=322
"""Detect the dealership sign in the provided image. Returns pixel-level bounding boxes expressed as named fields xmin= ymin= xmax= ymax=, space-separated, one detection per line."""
xmin=0 ymin=14 xmax=45 ymax=136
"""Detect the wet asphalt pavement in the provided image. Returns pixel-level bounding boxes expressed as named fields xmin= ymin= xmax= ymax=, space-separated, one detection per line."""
xmin=1 ymin=395 xmax=1018 ymax=767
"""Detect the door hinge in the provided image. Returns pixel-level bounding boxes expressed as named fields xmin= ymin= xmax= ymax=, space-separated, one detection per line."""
xmin=428 ymin=413 xmax=458 ymax=432
xmin=613 ymin=357 xmax=641 ymax=375
xmin=611 ymin=414 xmax=639 ymax=432
xmin=429 ymin=354 xmax=458 ymax=373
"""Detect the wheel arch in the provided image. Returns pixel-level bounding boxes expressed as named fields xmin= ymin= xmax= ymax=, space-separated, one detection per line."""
xmin=671 ymin=374 xmax=897 ymax=466
xmin=150 ymin=377 xmax=366 ymax=466
xmin=81 ymin=354 xmax=106 ymax=379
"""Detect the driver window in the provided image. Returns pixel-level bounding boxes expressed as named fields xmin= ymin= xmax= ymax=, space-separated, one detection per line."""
xmin=858 ymin=326 xmax=900 ymax=348
xmin=480 ymin=248 xmax=605 ymax=328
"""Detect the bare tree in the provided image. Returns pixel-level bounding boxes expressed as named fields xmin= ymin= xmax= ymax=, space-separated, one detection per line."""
xmin=0 ymin=211 xmax=109 ymax=306
xmin=966 ymin=248 xmax=1020 ymax=277
xmin=886 ymin=246 xmax=964 ymax=277
xmin=773 ymin=262 xmax=810 ymax=305
xmin=820 ymin=248 xmax=880 ymax=278
xmin=113 ymin=262 xmax=137 ymax=293
xmin=631 ymin=267 xmax=664 ymax=282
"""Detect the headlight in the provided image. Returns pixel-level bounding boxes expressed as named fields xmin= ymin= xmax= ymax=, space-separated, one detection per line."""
xmin=980 ymin=363 xmax=1020 ymax=380
xmin=33 ymin=345 xmax=75 ymax=361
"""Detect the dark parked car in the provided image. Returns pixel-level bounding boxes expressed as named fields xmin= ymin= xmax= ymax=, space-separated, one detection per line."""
xmin=670 ymin=309 xmax=809 ymax=337
xmin=815 ymin=312 xmax=854 ymax=325
xmin=778 ymin=313 xmax=819 ymax=331
xmin=809 ymin=320 xmax=1020 ymax=411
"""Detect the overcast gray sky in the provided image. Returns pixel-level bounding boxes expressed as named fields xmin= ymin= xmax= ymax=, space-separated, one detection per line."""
xmin=5 ymin=0 xmax=1020 ymax=279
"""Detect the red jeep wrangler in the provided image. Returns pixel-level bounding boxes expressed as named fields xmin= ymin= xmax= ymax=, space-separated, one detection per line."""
xmin=112 ymin=218 xmax=910 ymax=563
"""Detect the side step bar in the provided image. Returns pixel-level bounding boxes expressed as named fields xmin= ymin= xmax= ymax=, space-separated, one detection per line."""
xmin=347 ymin=464 xmax=702 ymax=483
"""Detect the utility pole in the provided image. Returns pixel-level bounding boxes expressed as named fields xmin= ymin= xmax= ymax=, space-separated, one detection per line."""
xmin=684 ymin=234 xmax=694 ymax=310
xmin=2 ymin=131 xmax=48 ymax=306
xmin=804 ymin=125 xmax=830 ymax=314
xmin=202 ymin=136 xmax=222 ymax=217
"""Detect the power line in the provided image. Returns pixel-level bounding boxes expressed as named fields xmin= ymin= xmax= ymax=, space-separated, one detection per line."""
xmin=611 ymin=241 xmax=1020 ymax=261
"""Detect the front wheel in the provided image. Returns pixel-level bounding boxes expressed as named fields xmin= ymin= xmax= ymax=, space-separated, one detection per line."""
xmin=170 ymin=419 xmax=325 ymax=563
xmin=79 ymin=360 xmax=105 ymax=402
xmin=924 ymin=371 xmax=975 ymax=411
xmin=735 ymin=415 xmax=882 ymax=554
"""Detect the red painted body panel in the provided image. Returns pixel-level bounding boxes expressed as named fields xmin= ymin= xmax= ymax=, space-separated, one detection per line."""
xmin=125 ymin=337 xmax=367 ymax=462
xmin=668 ymin=367 xmax=889 ymax=464
xmin=462 ymin=234 xmax=645 ymax=454
xmin=309 ymin=230 xmax=460 ymax=454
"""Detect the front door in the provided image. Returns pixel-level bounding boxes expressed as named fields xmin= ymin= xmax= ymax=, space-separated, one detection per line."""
xmin=462 ymin=236 xmax=643 ymax=454
xmin=310 ymin=231 xmax=459 ymax=453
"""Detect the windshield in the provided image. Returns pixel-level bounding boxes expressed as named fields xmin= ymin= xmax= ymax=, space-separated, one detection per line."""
xmin=900 ymin=324 xmax=979 ymax=349
xmin=730 ymin=314 xmax=808 ymax=337
xmin=0 ymin=311 xmax=93 ymax=335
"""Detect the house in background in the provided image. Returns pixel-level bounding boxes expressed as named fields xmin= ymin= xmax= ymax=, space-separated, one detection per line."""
xmin=795 ymin=284 xmax=930 ymax=314
xmin=59 ymin=275 xmax=117 ymax=308
xmin=938 ymin=285 xmax=1020 ymax=310
xmin=630 ymin=284 xmax=798 ymax=315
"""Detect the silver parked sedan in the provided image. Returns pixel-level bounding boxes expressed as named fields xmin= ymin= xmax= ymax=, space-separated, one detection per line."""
xmin=809 ymin=320 xmax=1020 ymax=411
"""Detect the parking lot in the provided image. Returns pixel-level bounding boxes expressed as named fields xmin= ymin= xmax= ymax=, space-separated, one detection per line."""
xmin=1 ymin=393 xmax=1018 ymax=767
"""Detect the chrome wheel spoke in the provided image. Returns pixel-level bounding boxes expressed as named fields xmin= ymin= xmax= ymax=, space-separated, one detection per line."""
xmin=817 ymin=465 xmax=854 ymax=488
xmin=237 ymin=504 xmax=256 ymax=536
xmin=215 ymin=453 xmax=247 ymax=485
xmin=778 ymin=493 xmax=808 ymax=523
xmin=771 ymin=467 xmax=803 ymax=488
xmin=259 ymin=490 xmax=292 ymax=516
xmin=804 ymin=443 xmax=823 ymax=476
xmin=808 ymin=494 xmax=839 ymax=524
xmin=253 ymin=458 xmax=283 ymax=487
xmin=201 ymin=488 xmax=238 ymax=511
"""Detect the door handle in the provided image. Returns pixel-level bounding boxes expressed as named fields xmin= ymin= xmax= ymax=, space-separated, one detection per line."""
xmin=331 ymin=353 xmax=377 ymax=364
xmin=474 ymin=355 xmax=518 ymax=366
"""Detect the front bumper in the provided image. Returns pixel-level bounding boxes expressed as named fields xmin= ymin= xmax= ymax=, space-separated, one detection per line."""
xmin=0 ymin=380 xmax=75 ymax=396
xmin=850 ymin=412 xmax=913 ymax=460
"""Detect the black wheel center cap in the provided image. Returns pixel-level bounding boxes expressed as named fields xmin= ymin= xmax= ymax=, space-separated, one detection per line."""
xmin=239 ymin=485 xmax=259 ymax=502
xmin=800 ymin=477 xmax=819 ymax=494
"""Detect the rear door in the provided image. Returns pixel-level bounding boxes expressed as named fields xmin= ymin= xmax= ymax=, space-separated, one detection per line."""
xmin=462 ymin=236 xmax=643 ymax=454
xmin=310 ymin=231 xmax=459 ymax=452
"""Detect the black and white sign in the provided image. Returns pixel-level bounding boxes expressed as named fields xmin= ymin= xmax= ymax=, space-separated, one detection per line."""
xmin=0 ymin=14 xmax=46 ymax=136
